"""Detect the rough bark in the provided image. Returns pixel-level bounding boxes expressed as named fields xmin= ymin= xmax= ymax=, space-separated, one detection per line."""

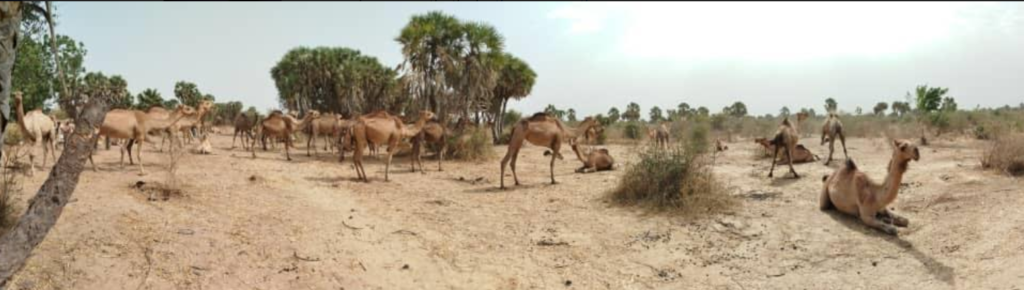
xmin=0 ymin=94 xmax=109 ymax=287
xmin=45 ymin=2 xmax=68 ymax=105
xmin=0 ymin=2 xmax=21 ymax=155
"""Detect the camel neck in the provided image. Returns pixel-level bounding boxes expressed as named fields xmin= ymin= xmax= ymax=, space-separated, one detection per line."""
xmin=570 ymin=143 xmax=587 ymax=163
xmin=879 ymin=157 xmax=909 ymax=206
xmin=14 ymin=98 xmax=31 ymax=136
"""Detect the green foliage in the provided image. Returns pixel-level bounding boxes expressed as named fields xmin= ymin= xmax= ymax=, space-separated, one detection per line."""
xmin=677 ymin=102 xmax=692 ymax=118
xmin=503 ymin=109 xmax=521 ymax=129
xmin=914 ymin=85 xmax=947 ymax=113
xmin=13 ymin=29 xmax=87 ymax=113
xmin=623 ymin=102 xmax=641 ymax=122
xmin=722 ymin=101 xmax=747 ymax=117
xmin=136 ymin=88 xmax=164 ymax=109
xmin=543 ymin=104 xmax=566 ymax=121
xmin=163 ymin=99 xmax=179 ymax=109
xmin=891 ymin=101 xmax=911 ymax=117
xmin=174 ymin=81 xmax=202 ymax=108
xmin=623 ymin=121 xmax=643 ymax=140
xmin=273 ymin=46 xmax=398 ymax=116
xmin=607 ymin=107 xmax=620 ymax=124
xmin=824 ymin=98 xmax=837 ymax=112
xmin=873 ymin=102 xmax=888 ymax=115
xmin=566 ymin=108 xmax=577 ymax=122
xmin=779 ymin=106 xmax=790 ymax=117
xmin=107 ymin=75 xmax=132 ymax=109
xmin=696 ymin=106 xmax=709 ymax=117
xmin=941 ymin=97 xmax=957 ymax=112
xmin=649 ymin=106 xmax=664 ymax=123
xmin=448 ymin=126 xmax=494 ymax=161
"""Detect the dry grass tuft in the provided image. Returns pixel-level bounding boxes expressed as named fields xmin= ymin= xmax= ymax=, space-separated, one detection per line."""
xmin=981 ymin=134 xmax=1024 ymax=177
xmin=608 ymin=124 xmax=734 ymax=215
xmin=447 ymin=126 xmax=494 ymax=161
xmin=0 ymin=146 xmax=25 ymax=233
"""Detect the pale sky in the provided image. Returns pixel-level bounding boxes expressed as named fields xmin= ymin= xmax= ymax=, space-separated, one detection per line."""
xmin=57 ymin=2 xmax=1024 ymax=117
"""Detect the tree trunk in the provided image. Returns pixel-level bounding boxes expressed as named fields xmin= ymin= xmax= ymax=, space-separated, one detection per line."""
xmin=0 ymin=2 xmax=23 ymax=159
xmin=45 ymin=2 xmax=69 ymax=107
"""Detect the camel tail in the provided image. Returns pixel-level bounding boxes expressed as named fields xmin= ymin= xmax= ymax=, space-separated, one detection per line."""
xmin=844 ymin=159 xmax=857 ymax=170
xmin=822 ymin=175 xmax=830 ymax=182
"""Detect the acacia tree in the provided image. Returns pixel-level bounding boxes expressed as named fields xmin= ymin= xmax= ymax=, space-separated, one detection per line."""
xmin=649 ymin=106 xmax=663 ymax=123
xmin=607 ymin=107 xmax=620 ymax=124
xmin=873 ymin=102 xmax=888 ymax=115
xmin=623 ymin=102 xmax=641 ymax=122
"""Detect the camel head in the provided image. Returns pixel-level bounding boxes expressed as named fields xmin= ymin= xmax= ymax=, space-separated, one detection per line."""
xmin=754 ymin=137 xmax=772 ymax=149
xmin=175 ymin=104 xmax=197 ymax=116
xmin=417 ymin=110 xmax=437 ymax=122
xmin=197 ymin=100 xmax=214 ymax=114
xmin=796 ymin=112 xmax=809 ymax=123
xmin=891 ymin=139 xmax=921 ymax=163
xmin=12 ymin=91 xmax=22 ymax=102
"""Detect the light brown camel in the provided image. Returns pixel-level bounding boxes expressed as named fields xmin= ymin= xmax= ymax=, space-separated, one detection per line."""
xmin=12 ymin=91 xmax=57 ymax=175
xmin=168 ymin=101 xmax=214 ymax=148
xmin=145 ymin=105 xmax=200 ymax=152
xmin=411 ymin=121 xmax=449 ymax=172
xmin=715 ymin=139 xmax=729 ymax=152
xmin=821 ymin=139 xmax=920 ymax=235
xmin=303 ymin=111 xmax=344 ymax=156
xmin=553 ymin=143 xmax=614 ymax=173
xmin=768 ymin=112 xmax=808 ymax=178
xmin=754 ymin=137 xmax=818 ymax=163
xmin=821 ymin=112 xmax=849 ymax=165
xmin=90 ymin=105 xmax=194 ymax=175
xmin=232 ymin=112 xmax=255 ymax=150
xmin=648 ymin=122 xmax=670 ymax=148
xmin=250 ymin=110 xmax=310 ymax=161
xmin=499 ymin=113 xmax=603 ymax=189
xmin=349 ymin=110 xmax=436 ymax=182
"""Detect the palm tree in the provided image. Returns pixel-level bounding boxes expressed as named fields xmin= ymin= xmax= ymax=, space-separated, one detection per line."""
xmin=490 ymin=53 xmax=535 ymax=143
xmin=396 ymin=11 xmax=463 ymax=120
xmin=455 ymin=22 xmax=504 ymax=121
xmin=136 ymin=88 xmax=164 ymax=109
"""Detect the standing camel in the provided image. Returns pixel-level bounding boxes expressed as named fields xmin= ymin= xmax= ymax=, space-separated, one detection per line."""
xmin=250 ymin=110 xmax=310 ymax=161
xmin=499 ymin=113 xmax=603 ymax=189
xmin=349 ymin=110 xmax=436 ymax=182
xmin=303 ymin=111 xmax=343 ymax=156
xmin=768 ymin=112 xmax=808 ymax=178
xmin=90 ymin=105 xmax=194 ymax=175
xmin=12 ymin=91 xmax=57 ymax=175
xmin=232 ymin=112 xmax=255 ymax=150
xmin=821 ymin=112 xmax=849 ymax=165
xmin=650 ymin=122 xmax=670 ymax=148
xmin=168 ymin=101 xmax=213 ymax=149
xmin=410 ymin=120 xmax=448 ymax=173
xmin=821 ymin=139 xmax=920 ymax=235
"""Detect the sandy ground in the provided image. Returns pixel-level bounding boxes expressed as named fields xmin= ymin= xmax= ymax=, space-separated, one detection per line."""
xmin=4 ymin=130 xmax=1023 ymax=289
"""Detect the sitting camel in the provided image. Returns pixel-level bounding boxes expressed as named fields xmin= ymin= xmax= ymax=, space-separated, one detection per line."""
xmin=12 ymin=91 xmax=57 ymax=175
xmin=821 ymin=139 xmax=920 ymax=235
xmin=349 ymin=110 xmax=435 ymax=182
xmin=499 ymin=113 xmax=603 ymax=189
xmin=552 ymin=143 xmax=614 ymax=173
xmin=821 ymin=112 xmax=849 ymax=165
xmin=768 ymin=112 xmax=808 ymax=178
xmin=754 ymin=137 xmax=818 ymax=163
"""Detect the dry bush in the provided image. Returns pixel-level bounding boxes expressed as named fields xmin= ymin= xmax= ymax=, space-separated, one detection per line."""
xmin=3 ymin=124 xmax=22 ymax=146
xmin=447 ymin=126 xmax=494 ymax=161
xmin=981 ymin=134 xmax=1024 ymax=177
xmin=608 ymin=124 xmax=733 ymax=215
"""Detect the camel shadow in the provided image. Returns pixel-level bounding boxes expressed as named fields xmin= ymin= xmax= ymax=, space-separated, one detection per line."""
xmin=768 ymin=177 xmax=800 ymax=187
xmin=465 ymin=182 xmax=550 ymax=194
xmin=304 ymin=176 xmax=348 ymax=184
xmin=824 ymin=210 xmax=956 ymax=286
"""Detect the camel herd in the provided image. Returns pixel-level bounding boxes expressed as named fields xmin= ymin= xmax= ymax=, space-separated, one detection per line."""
xmin=6 ymin=97 xmax=923 ymax=235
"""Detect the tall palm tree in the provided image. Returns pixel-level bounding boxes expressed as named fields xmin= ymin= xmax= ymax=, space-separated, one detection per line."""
xmin=490 ymin=53 xmax=535 ymax=143
xmin=396 ymin=11 xmax=463 ymax=121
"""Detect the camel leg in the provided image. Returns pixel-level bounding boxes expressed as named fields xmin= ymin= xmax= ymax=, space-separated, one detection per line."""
xmin=499 ymin=148 xmax=514 ymax=189
xmin=877 ymin=208 xmax=909 ymax=227
xmin=136 ymin=136 xmax=146 ymax=176
xmin=840 ymin=133 xmax=849 ymax=160
xmin=549 ymin=139 xmax=561 ymax=185
xmin=826 ymin=138 xmax=835 ymax=165
xmin=28 ymin=136 xmax=40 ymax=175
xmin=859 ymin=207 xmax=898 ymax=235
xmin=285 ymin=133 xmax=293 ymax=161
xmin=786 ymin=145 xmax=799 ymax=178
xmin=384 ymin=137 xmax=398 ymax=182
xmin=89 ymin=153 xmax=98 ymax=172
xmin=126 ymin=139 xmax=135 ymax=165
xmin=438 ymin=140 xmax=445 ymax=172
xmin=232 ymin=130 xmax=238 ymax=149
xmin=768 ymin=145 xmax=781 ymax=178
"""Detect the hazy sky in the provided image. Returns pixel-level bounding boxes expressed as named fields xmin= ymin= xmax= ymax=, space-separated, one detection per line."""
xmin=57 ymin=2 xmax=1024 ymax=117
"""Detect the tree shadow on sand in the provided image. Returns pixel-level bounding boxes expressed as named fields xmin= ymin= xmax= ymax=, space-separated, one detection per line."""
xmin=825 ymin=210 xmax=956 ymax=286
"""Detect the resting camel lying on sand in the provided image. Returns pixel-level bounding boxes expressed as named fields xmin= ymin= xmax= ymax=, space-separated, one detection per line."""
xmin=821 ymin=139 xmax=920 ymax=235
xmin=754 ymin=137 xmax=818 ymax=163
xmin=546 ymin=143 xmax=614 ymax=173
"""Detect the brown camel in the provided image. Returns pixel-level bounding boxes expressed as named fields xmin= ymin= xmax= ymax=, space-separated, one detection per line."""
xmin=821 ymin=139 xmax=920 ymax=235
xmin=12 ymin=91 xmax=57 ymax=175
xmin=768 ymin=112 xmax=808 ymax=178
xmin=303 ymin=111 xmax=344 ymax=156
xmin=168 ymin=101 xmax=214 ymax=148
xmin=232 ymin=112 xmax=255 ymax=150
xmin=821 ymin=112 xmax=849 ymax=165
xmin=499 ymin=113 xmax=603 ymax=189
xmin=754 ymin=137 xmax=818 ymax=163
xmin=648 ymin=122 xmax=670 ymax=148
xmin=90 ymin=105 xmax=194 ymax=175
xmin=554 ymin=143 xmax=614 ymax=173
xmin=349 ymin=110 xmax=436 ymax=182
xmin=411 ymin=120 xmax=449 ymax=172
xmin=250 ymin=110 xmax=310 ymax=161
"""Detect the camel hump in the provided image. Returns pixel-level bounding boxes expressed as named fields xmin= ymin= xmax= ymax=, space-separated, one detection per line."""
xmin=844 ymin=159 xmax=857 ymax=170
xmin=781 ymin=118 xmax=791 ymax=126
xmin=527 ymin=112 xmax=551 ymax=121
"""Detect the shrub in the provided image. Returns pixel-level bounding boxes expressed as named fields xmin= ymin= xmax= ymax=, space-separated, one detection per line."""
xmin=0 ymin=146 xmax=23 ymax=233
xmin=981 ymin=134 xmax=1024 ymax=177
xmin=448 ymin=126 xmax=494 ymax=161
xmin=3 ymin=124 xmax=22 ymax=146
xmin=608 ymin=123 xmax=730 ymax=213
xmin=623 ymin=121 xmax=643 ymax=140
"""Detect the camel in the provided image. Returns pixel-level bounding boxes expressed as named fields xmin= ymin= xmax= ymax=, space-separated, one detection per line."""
xmin=821 ymin=139 xmax=920 ymax=235
xmin=411 ymin=120 xmax=448 ymax=172
xmin=768 ymin=112 xmax=808 ymax=178
xmin=232 ymin=113 xmax=255 ymax=150
xmin=349 ymin=110 xmax=436 ymax=182
xmin=90 ymin=105 xmax=195 ymax=175
xmin=715 ymin=139 xmax=728 ymax=152
xmin=582 ymin=125 xmax=603 ymax=145
xmin=192 ymin=132 xmax=213 ymax=154
xmin=648 ymin=123 xmax=670 ymax=148
xmin=250 ymin=110 xmax=310 ymax=161
xmin=56 ymin=119 xmax=74 ymax=148
xmin=12 ymin=92 xmax=57 ymax=175
xmin=554 ymin=143 xmax=614 ymax=173
xmin=821 ymin=112 xmax=849 ymax=165
xmin=167 ymin=101 xmax=214 ymax=149
xmin=145 ymin=105 xmax=202 ymax=152
xmin=499 ymin=113 xmax=603 ymax=189
xmin=754 ymin=137 xmax=818 ymax=163
xmin=303 ymin=111 xmax=344 ymax=156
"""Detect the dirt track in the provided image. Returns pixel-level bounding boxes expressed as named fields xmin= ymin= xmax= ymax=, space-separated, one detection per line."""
xmin=6 ymin=131 xmax=1024 ymax=289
